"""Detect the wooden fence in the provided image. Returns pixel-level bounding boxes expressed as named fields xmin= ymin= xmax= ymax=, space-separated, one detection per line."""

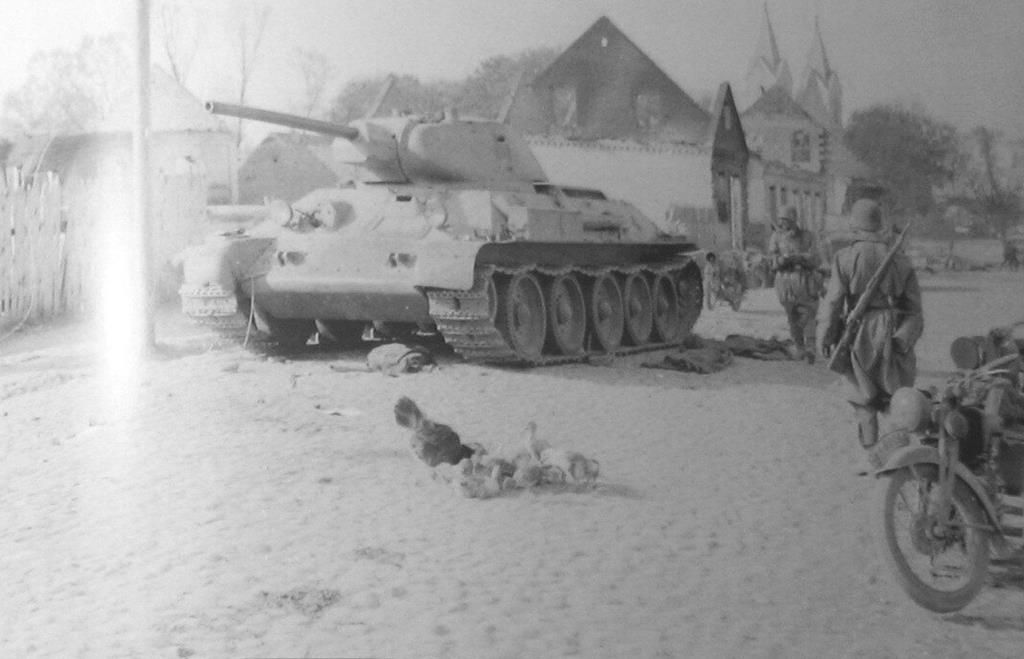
xmin=0 ymin=171 xmax=207 ymax=330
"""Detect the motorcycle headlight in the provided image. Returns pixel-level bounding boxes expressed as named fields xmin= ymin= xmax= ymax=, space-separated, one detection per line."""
xmin=889 ymin=387 xmax=930 ymax=433
xmin=942 ymin=410 xmax=969 ymax=440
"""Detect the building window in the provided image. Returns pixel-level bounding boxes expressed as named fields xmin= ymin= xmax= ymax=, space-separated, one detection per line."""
xmin=780 ymin=186 xmax=788 ymax=205
xmin=791 ymin=130 xmax=811 ymax=163
xmin=634 ymin=90 xmax=664 ymax=130
xmin=768 ymin=185 xmax=777 ymax=222
xmin=553 ymin=86 xmax=577 ymax=128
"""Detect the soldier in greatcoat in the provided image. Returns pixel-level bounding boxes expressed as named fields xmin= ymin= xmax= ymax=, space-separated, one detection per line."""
xmin=816 ymin=199 xmax=924 ymax=450
xmin=768 ymin=205 xmax=820 ymax=362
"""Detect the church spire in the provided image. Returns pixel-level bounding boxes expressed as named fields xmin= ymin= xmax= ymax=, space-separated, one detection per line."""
xmin=797 ymin=15 xmax=842 ymax=128
xmin=754 ymin=2 xmax=782 ymax=68
xmin=741 ymin=3 xmax=792 ymax=110
xmin=806 ymin=16 xmax=832 ymax=79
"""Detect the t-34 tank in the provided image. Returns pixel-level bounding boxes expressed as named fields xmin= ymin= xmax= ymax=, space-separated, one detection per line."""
xmin=179 ymin=101 xmax=703 ymax=364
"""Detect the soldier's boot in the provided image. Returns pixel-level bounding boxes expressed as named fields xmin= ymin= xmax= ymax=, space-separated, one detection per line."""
xmin=785 ymin=306 xmax=809 ymax=361
xmin=800 ymin=338 xmax=816 ymax=364
xmin=788 ymin=332 xmax=806 ymax=361
xmin=802 ymin=319 xmax=817 ymax=364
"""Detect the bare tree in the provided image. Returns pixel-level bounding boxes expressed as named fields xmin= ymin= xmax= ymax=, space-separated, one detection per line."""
xmin=232 ymin=3 xmax=271 ymax=148
xmin=947 ymin=126 xmax=1022 ymax=240
xmin=157 ymin=1 xmax=201 ymax=88
xmin=2 ymin=35 xmax=130 ymax=133
xmin=292 ymin=48 xmax=337 ymax=119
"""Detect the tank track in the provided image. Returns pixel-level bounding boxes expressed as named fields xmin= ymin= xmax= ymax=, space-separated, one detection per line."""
xmin=178 ymin=286 xmax=289 ymax=350
xmin=426 ymin=262 xmax=702 ymax=366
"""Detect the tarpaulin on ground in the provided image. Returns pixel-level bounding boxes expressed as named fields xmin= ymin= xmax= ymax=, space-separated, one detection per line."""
xmin=642 ymin=342 xmax=733 ymax=374
xmin=720 ymin=334 xmax=794 ymax=360
xmin=642 ymin=334 xmax=794 ymax=373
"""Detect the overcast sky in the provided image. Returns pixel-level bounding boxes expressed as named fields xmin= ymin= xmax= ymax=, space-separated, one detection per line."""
xmin=3 ymin=0 xmax=1022 ymax=137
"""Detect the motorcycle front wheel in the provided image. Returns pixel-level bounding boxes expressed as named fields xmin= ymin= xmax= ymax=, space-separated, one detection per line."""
xmin=875 ymin=464 xmax=990 ymax=613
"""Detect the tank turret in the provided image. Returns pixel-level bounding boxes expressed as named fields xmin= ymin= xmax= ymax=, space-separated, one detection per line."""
xmin=206 ymin=101 xmax=547 ymax=189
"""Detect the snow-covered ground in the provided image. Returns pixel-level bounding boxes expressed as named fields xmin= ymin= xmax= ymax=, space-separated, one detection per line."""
xmin=1 ymin=269 xmax=1022 ymax=659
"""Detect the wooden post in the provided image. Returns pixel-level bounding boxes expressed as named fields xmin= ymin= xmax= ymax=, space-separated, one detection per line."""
xmin=135 ymin=0 xmax=155 ymax=348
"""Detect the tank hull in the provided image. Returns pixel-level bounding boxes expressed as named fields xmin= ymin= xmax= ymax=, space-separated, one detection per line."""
xmin=179 ymin=183 xmax=703 ymax=363
xmin=189 ymin=241 xmax=693 ymax=319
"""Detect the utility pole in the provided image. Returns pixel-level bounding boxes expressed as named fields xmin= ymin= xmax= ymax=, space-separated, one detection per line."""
xmin=135 ymin=0 xmax=155 ymax=348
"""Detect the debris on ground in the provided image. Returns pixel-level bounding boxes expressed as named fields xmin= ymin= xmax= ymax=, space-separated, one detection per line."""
xmin=643 ymin=334 xmax=795 ymax=373
xmin=367 ymin=343 xmax=435 ymax=376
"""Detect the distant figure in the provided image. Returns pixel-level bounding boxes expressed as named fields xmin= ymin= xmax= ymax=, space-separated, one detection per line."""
xmin=768 ymin=205 xmax=820 ymax=362
xmin=1004 ymin=240 xmax=1020 ymax=271
xmin=817 ymin=199 xmax=924 ymax=453
xmin=703 ymin=252 xmax=721 ymax=310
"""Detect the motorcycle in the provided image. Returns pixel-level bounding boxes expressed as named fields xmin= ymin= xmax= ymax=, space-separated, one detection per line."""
xmin=874 ymin=325 xmax=1024 ymax=612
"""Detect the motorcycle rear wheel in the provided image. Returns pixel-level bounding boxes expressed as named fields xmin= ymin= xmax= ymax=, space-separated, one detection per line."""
xmin=875 ymin=464 xmax=990 ymax=613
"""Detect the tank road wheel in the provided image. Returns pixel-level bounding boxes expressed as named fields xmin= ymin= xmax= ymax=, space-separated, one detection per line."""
xmin=651 ymin=273 xmax=682 ymax=342
xmin=497 ymin=272 xmax=547 ymax=361
xmin=545 ymin=274 xmax=587 ymax=356
xmin=675 ymin=263 xmax=703 ymax=339
xmin=622 ymin=273 xmax=654 ymax=345
xmin=588 ymin=273 xmax=624 ymax=352
xmin=252 ymin=306 xmax=314 ymax=348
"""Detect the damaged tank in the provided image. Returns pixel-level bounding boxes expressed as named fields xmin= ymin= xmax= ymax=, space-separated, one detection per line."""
xmin=179 ymin=101 xmax=703 ymax=365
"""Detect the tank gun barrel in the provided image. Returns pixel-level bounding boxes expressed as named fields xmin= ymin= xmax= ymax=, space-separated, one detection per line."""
xmin=205 ymin=101 xmax=359 ymax=140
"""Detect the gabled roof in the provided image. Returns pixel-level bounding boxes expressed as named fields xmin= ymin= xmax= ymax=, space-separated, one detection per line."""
xmin=531 ymin=16 xmax=711 ymax=142
xmin=251 ymin=132 xmax=351 ymax=179
xmin=706 ymin=82 xmax=747 ymax=154
xmin=535 ymin=16 xmax=684 ymax=92
xmin=742 ymin=86 xmax=816 ymax=122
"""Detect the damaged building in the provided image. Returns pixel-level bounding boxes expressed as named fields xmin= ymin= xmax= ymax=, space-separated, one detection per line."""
xmin=510 ymin=16 xmax=750 ymax=252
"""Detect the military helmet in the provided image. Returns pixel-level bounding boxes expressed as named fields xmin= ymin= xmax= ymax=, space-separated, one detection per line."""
xmin=850 ymin=198 xmax=882 ymax=233
xmin=889 ymin=387 xmax=931 ymax=433
xmin=777 ymin=205 xmax=798 ymax=227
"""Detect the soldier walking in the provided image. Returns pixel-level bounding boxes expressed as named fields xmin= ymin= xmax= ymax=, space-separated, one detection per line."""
xmin=768 ymin=205 xmax=820 ymax=362
xmin=816 ymin=199 xmax=924 ymax=455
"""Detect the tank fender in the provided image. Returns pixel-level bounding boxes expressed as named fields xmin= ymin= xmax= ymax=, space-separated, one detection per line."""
xmin=180 ymin=239 xmax=235 ymax=291
xmin=181 ymin=235 xmax=275 ymax=291
xmin=412 ymin=240 xmax=485 ymax=291
xmin=876 ymin=444 xmax=1004 ymax=534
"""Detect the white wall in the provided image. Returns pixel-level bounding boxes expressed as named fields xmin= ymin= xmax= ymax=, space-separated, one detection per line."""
xmin=527 ymin=138 xmax=713 ymax=229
